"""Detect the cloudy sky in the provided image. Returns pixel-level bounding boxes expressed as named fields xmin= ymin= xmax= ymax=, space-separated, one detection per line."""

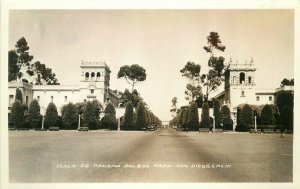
xmin=9 ymin=9 xmax=294 ymax=121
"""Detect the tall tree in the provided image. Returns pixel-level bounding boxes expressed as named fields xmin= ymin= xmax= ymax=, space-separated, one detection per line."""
xmin=26 ymin=61 xmax=60 ymax=85
xmin=200 ymin=102 xmax=210 ymax=128
xmin=15 ymin=88 xmax=23 ymax=103
xmin=12 ymin=37 xmax=34 ymax=81
xmin=9 ymin=37 xmax=60 ymax=85
xmin=280 ymin=78 xmax=294 ymax=87
xmin=11 ymin=100 xmax=24 ymax=128
xmin=8 ymin=50 xmax=20 ymax=81
xmin=202 ymin=32 xmax=226 ymax=101
xmin=180 ymin=61 xmax=202 ymax=102
xmin=61 ymin=103 xmax=78 ymax=130
xmin=240 ymin=104 xmax=253 ymax=129
xmin=123 ymin=101 xmax=134 ymax=130
xmin=117 ymin=64 xmax=146 ymax=91
xmin=170 ymin=97 xmax=178 ymax=117
xmin=27 ymin=99 xmax=41 ymax=129
xmin=45 ymin=102 xmax=59 ymax=129
xmin=135 ymin=101 xmax=146 ymax=130
xmin=260 ymin=104 xmax=274 ymax=125
xmin=120 ymin=89 xmax=142 ymax=108
xmin=15 ymin=37 xmax=34 ymax=67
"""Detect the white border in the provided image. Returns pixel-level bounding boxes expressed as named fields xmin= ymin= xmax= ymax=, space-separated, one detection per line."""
xmin=1 ymin=0 xmax=300 ymax=189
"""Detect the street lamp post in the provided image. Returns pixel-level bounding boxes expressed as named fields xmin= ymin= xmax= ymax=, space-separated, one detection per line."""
xmin=78 ymin=114 xmax=81 ymax=130
xmin=254 ymin=115 xmax=257 ymax=132
xmin=213 ymin=116 xmax=215 ymax=132
xmin=42 ymin=115 xmax=45 ymax=130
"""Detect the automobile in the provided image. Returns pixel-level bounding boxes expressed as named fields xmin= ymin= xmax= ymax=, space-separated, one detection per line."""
xmin=152 ymin=124 xmax=158 ymax=130
xmin=146 ymin=125 xmax=156 ymax=131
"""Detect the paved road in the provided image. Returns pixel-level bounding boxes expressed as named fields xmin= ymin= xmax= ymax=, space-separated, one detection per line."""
xmin=9 ymin=127 xmax=293 ymax=182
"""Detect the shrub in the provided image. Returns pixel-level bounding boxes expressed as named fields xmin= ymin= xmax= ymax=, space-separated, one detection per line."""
xmin=101 ymin=115 xmax=117 ymax=130
xmin=200 ymin=102 xmax=210 ymax=128
xmin=105 ymin=102 xmax=116 ymax=115
xmin=135 ymin=101 xmax=145 ymax=130
xmin=178 ymin=108 xmax=186 ymax=125
xmin=145 ymin=110 xmax=150 ymax=126
xmin=92 ymin=99 xmax=103 ymax=118
xmin=82 ymin=101 xmax=96 ymax=129
xmin=11 ymin=100 xmax=24 ymax=128
xmin=96 ymin=119 xmax=102 ymax=129
xmin=61 ymin=102 xmax=78 ymax=130
xmin=187 ymin=102 xmax=199 ymax=131
xmin=27 ymin=99 xmax=41 ymax=129
xmin=104 ymin=102 xmax=117 ymax=130
xmin=220 ymin=105 xmax=231 ymax=124
xmin=269 ymin=104 xmax=280 ymax=124
xmin=260 ymin=104 xmax=274 ymax=125
xmin=75 ymin=102 xmax=86 ymax=115
xmin=239 ymin=104 xmax=253 ymax=131
xmin=276 ymin=91 xmax=293 ymax=113
xmin=123 ymin=101 xmax=134 ymax=130
xmin=280 ymin=105 xmax=293 ymax=131
xmin=45 ymin=102 xmax=59 ymax=129
xmin=213 ymin=99 xmax=221 ymax=128
xmin=182 ymin=107 xmax=189 ymax=130
xmin=57 ymin=116 xmax=63 ymax=128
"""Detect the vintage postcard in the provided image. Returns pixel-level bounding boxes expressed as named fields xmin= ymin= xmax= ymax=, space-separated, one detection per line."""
xmin=1 ymin=0 xmax=299 ymax=189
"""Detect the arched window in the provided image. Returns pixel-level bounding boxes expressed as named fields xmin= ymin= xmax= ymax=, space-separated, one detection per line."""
xmin=91 ymin=72 xmax=95 ymax=80
xmin=85 ymin=72 xmax=89 ymax=80
xmin=248 ymin=76 xmax=252 ymax=84
xmin=232 ymin=76 xmax=236 ymax=84
xmin=96 ymin=72 xmax=100 ymax=79
xmin=239 ymin=72 xmax=245 ymax=84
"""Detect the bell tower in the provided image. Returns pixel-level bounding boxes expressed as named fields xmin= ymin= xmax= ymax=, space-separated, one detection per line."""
xmin=224 ymin=58 xmax=256 ymax=109
xmin=79 ymin=61 xmax=110 ymax=105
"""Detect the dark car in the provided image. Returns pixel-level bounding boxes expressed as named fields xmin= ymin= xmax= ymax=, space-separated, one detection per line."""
xmin=146 ymin=125 xmax=156 ymax=131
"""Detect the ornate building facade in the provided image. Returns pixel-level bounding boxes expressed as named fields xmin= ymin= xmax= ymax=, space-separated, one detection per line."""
xmin=8 ymin=61 xmax=122 ymax=115
xmin=211 ymin=58 xmax=292 ymax=129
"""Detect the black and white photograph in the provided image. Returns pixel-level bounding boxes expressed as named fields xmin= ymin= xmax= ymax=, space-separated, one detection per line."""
xmin=1 ymin=0 xmax=299 ymax=188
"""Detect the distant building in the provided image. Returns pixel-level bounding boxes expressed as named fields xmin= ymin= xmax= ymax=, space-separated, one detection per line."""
xmin=209 ymin=58 xmax=293 ymax=129
xmin=8 ymin=61 xmax=122 ymax=115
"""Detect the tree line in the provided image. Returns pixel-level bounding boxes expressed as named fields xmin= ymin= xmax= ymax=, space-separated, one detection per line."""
xmin=9 ymin=88 xmax=162 ymax=130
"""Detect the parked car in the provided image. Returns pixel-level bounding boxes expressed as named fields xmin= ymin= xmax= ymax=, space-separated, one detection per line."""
xmin=146 ymin=125 xmax=156 ymax=131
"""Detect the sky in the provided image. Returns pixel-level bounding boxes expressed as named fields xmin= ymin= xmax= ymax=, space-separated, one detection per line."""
xmin=9 ymin=9 xmax=294 ymax=121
